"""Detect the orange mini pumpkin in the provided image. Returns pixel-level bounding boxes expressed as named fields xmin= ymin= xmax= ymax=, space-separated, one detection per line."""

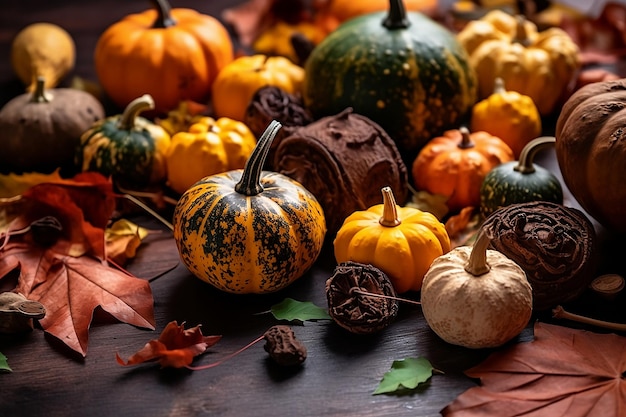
xmin=411 ymin=127 xmax=514 ymax=212
xmin=94 ymin=0 xmax=233 ymax=114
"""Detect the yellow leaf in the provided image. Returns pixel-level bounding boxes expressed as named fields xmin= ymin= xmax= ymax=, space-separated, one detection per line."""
xmin=105 ymin=219 xmax=150 ymax=265
xmin=0 ymin=170 xmax=64 ymax=198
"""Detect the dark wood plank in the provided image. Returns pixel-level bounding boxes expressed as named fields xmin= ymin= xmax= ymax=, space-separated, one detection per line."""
xmin=1 ymin=2 xmax=625 ymax=417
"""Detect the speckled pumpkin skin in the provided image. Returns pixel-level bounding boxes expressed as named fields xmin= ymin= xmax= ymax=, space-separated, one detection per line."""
xmin=303 ymin=11 xmax=477 ymax=161
xmin=173 ymin=171 xmax=326 ymax=294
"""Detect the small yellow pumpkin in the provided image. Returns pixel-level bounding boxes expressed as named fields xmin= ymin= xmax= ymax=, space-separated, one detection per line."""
xmin=458 ymin=10 xmax=580 ymax=116
xmin=420 ymin=226 xmax=533 ymax=349
xmin=333 ymin=186 xmax=450 ymax=293
xmin=211 ymin=54 xmax=305 ymax=122
xmin=166 ymin=117 xmax=257 ymax=194
xmin=470 ymin=77 xmax=541 ymax=158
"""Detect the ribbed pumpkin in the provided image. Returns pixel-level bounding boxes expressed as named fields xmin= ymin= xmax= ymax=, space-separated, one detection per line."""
xmin=334 ymin=187 xmax=450 ymax=293
xmin=555 ymin=78 xmax=626 ymax=233
xmin=173 ymin=121 xmax=326 ymax=294
xmin=77 ymin=94 xmax=171 ymax=188
xmin=480 ymin=136 xmax=563 ymax=218
xmin=411 ymin=127 xmax=514 ymax=213
xmin=303 ymin=0 xmax=477 ymax=162
xmin=165 ymin=117 xmax=257 ymax=195
xmin=458 ymin=10 xmax=580 ymax=116
xmin=470 ymin=77 xmax=542 ymax=158
xmin=94 ymin=0 xmax=233 ymax=114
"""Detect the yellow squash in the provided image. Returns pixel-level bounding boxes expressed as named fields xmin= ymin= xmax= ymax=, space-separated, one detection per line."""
xmin=334 ymin=187 xmax=450 ymax=293
xmin=458 ymin=10 xmax=580 ymax=116
xmin=166 ymin=117 xmax=257 ymax=194
xmin=471 ymin=77 xmax=541 ymax=158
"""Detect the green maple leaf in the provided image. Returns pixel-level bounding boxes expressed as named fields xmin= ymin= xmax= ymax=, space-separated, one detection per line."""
xmin=270 ymin=298 xmax=331 ymax=322
xmin=0 ymin=352 xmax=12 ymax=372
xmin=373 ymin=357 xmax=436 ymax=395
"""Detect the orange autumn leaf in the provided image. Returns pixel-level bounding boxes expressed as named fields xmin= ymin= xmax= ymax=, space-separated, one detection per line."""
xmin=117 ymin=321 xmax=222 ymax=368
xmin=0 ymin=241 xmax=155 ymax=356
xmin=105 ymin=219 xmax=150 ymax=266
xmin=443 ymin=322 xmax=626 ymax=417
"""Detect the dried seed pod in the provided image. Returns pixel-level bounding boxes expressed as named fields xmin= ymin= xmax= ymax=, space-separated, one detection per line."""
xmin=0 ymin=292 xmax=46 ymax=333
xmin=325 ymin=261 xmax=399 ymax=334
xmin=482 ymin=201 xmax=597 ymax=310
xmin=263 ymin=325 xmax=307 ymax=366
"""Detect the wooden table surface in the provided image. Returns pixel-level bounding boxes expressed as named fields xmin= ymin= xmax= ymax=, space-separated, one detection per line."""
xmin=1 ymin=2 xmax=625 ymax=417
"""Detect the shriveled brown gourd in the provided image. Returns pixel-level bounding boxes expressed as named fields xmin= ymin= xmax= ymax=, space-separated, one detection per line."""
xmin=0 ymin=77 xmax=105 ymax=175
xmin=10 ymin=22 xmax=76 ymax=91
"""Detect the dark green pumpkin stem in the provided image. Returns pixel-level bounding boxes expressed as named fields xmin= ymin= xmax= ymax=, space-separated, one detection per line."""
xmin=118 ymin=94 xmax=155 ymax=131
xmin=514 ymin=136 xmax=556 ymax=174
xmin=458 ymin=126 xmax=475 ymax=149
xmin=235 ymin=120 xmax=282 ymax=196
xmin=379 ymin=186 xmax=401 ymax=227
xmin=30 ymin=76 xmax=51 ymax=103
xmin=151 ymin=0 xmax=177 ymax=28
xmin=383 ymin=0 xmax=410 ymax=30
xmin=465 ymin=227 xmax=491 ymax=276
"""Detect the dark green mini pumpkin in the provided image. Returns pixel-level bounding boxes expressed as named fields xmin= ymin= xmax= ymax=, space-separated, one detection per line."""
xmin=480 ymin=136 xmax=563 ymax=218
xmin=303 ymin=0 xmax=477 ymax=162
xmin=173 ymin=120 xmax=326 ymax=294
xmin=76 ymin=94 xmax=171 ymax=188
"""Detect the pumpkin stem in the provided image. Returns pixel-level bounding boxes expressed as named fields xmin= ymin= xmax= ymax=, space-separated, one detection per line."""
xmin=513 ymin=15 xmax=531 ymax=47
xmin=464 ymin=227 xmax=491 ymax=276
xmin=118 ymin=94 xmax=155 ymax=131
xmin=235 ymin=120 xmax=282 ymax=196
xmin=383 ymin=0 xmax=410 ymax=30
xmin=492 ymin=77 xmax=506 ymax=95
xmin=379 ymin=187 xmax=401 ymax=227
xmin=150 ymin=0 xmax=177 ymax=28
xmin=514 ymin=136 xmax=556 ymax=174
xmin=30 ymin=76 xmax=52 ymax=103
xmin=457 ymin=127 xmax=475 ymax=150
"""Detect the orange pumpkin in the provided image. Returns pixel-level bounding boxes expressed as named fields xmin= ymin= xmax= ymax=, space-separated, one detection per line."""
xmin=314 ymin=0 xmax=438 ymax=35
xmin=411 ymin=127 xmax=514 ymax=212
xmin=94 ymin=0 xmax=233 ymax=114
xmin=211 ymin=54 xmax=305 ymax=122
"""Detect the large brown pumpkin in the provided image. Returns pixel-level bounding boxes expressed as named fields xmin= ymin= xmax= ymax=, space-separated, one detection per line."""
xmin=555 ymin=78 xmax=626 ymax=233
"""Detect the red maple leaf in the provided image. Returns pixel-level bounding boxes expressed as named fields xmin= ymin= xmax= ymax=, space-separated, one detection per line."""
xmin=116 ymin=321 xmax=222 ymax=368
xmin=0 ymin=241 xmax=155 ymax=356
xmin=443 ymin=322 xmax=626 ymax=417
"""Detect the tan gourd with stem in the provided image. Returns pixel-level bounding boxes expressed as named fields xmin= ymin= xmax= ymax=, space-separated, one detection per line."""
xmin=420 ymin=227 xmax=533 ymax=349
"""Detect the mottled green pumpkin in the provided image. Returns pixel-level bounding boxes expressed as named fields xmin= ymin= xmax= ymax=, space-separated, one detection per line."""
xmin=480 ymin=136 xmax=563 ymax=218
xmin=173 ymin=120 xmax=326 ymax=294
xmin=76 ymin=94 xmax=170 ymax=188
xmin=303 ymin=0 xmax=477 ymax=162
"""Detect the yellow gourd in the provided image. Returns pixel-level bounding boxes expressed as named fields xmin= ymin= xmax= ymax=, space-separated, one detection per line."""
xmin=10 ymin=23 xmax=76 ymax=92
xmin=334 ymin=187 xmax=450 ymax=293
xmin=166 ymin=117 xmax=257 ymax=194
xmin=471 ymin=77 xmax=542 ymax=158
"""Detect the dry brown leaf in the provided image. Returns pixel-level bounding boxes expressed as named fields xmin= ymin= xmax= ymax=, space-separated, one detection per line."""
xmin=105 ymin=219 xmax=150 ymax=266
xmin=443 ymin=322 xmax=626 ymax=417
xmin=117 ymin=321 xmax=221 ymax=368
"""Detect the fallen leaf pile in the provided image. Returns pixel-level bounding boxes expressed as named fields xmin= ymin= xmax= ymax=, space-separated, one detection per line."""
xmin=0 ymin=173 xmax=155 ymax=356
xmin=443 ymin=322 xmax=626 ymax=416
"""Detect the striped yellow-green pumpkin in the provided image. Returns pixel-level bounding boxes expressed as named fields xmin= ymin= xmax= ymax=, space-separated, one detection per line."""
xmin=76 ymin=94 xmax=170 ymax=188
xmin=173 ymin=120 xmax=326 ymax=294
xmin=303 ymin=0 xmax=477 ymax=162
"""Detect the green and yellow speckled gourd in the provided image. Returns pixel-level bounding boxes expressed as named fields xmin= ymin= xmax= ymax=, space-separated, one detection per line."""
xmin=303 ymin=0 xmax=477 ymax=162
xmin=172 ymin=120 xmax=327 ymax=294
xmin=77 ymin=94 xmax=171 ymax=188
